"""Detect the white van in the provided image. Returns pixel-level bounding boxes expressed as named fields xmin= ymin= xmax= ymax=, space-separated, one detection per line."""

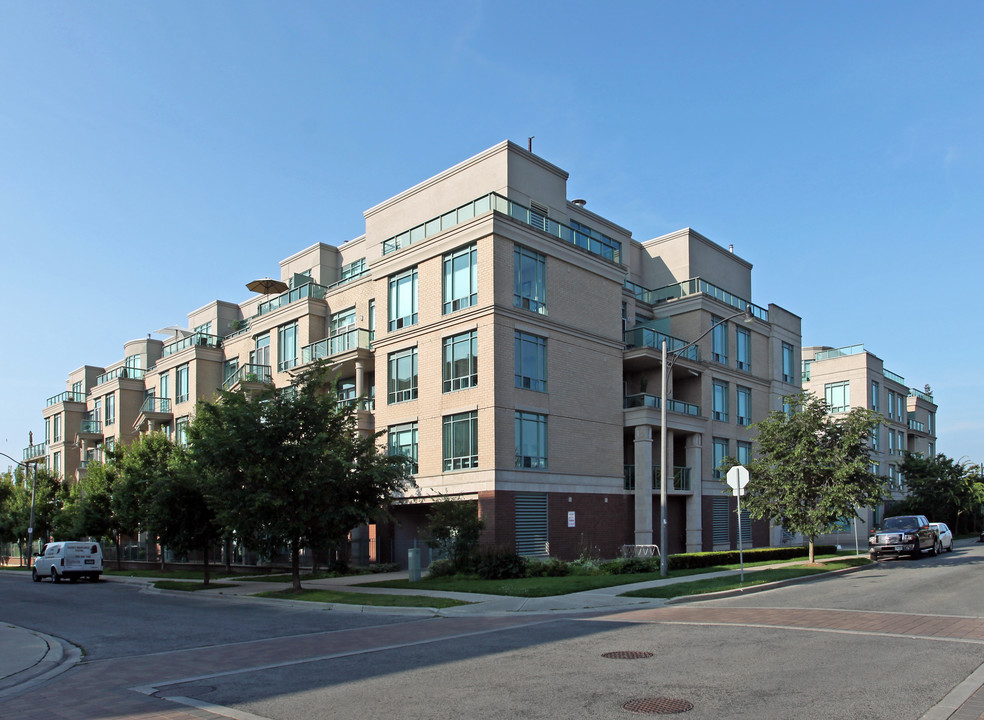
xmin=32 ymin=541 xmax=103 ymax=583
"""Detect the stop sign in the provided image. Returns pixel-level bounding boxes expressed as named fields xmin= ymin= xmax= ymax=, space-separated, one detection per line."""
xmin=726 ymin=465 xmax=749 ymax=496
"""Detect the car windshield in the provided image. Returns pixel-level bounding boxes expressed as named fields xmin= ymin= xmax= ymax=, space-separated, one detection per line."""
xmin=883 ymin=517 xmax=918 ymax=531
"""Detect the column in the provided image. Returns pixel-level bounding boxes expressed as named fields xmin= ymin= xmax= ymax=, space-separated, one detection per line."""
xmin=354 ymin=359 xmax=365 ymax=398
xmin=685 ymin=434 xmax=703 ymax=552
xmin=633 ymin=425 xmax=653 ymax=546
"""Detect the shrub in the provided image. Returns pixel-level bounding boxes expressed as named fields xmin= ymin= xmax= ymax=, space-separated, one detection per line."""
xmin=525 ymin=557 xmax=570 ymax=577
xmin=368 ymin=563 xmax=400 ymax=574
xmin=666 ymin=545 xmax=837 ymax=571
xmin=600 ymin=556 xmax=660 ymax=575
xmin=425 ymin=558 xmax=456 ymax=578
xmin=476 ymin=547 xmax=526 ymax=580
xmin=424 ymin=498 xmax=485 ymax=573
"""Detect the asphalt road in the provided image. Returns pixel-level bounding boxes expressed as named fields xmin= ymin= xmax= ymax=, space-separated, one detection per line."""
xmin=2 ymin=542 xmax=983 ymax=720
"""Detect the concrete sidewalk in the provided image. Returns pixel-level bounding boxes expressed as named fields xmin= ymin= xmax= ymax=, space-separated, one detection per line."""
xmin=0 ymin=623 xmax=80 ymax=701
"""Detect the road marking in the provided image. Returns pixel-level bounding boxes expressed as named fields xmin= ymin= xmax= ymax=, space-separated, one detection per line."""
xmin=654 ymin=620 xmax=984 ymax=645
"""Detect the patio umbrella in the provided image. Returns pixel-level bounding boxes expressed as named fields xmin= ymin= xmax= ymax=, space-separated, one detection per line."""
xmin=247 ymin=278 xmax=288 ymax=294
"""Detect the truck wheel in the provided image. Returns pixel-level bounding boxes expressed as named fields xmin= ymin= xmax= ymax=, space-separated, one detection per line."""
xmin=51 ymin=568 xmax=61 ymax=583
xmin=910 ymin=540 xmax=921 ymax=559
xmin=31 ymin=568 xmax=41 ymax=582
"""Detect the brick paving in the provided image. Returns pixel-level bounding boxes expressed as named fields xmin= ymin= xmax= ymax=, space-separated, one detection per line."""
xmin=3 ymin=606 xmax=984 ymax=720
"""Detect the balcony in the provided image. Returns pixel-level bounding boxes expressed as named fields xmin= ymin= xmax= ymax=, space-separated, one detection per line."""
xmin=46 ymin=391 xmax=86 ymax=407
xmin=300 ymin=328 xmax=373 ymax=364
xmin=256 ymin=283 xmax=328 ymax=317
xmin=909 ymin=388 xmax=934 ymax=403
xmin=624 ymin=393 xmax=700 ymax=417
xmin=162 ymin=331 xmax=223 ymax=357
xmin=908 ymin=418 xmax=926 ymax=433
xmin=79 ymin=419 xmax=103 ymax=438
xmin=141 ymin=397 xmax=172 ymax=414
xmin=223 ymin=364 xmax=273 ymax=391
xmin=628 ymin=277 xmax=769 ymax=322
xmin=23 ymin=443 xmax=47 ymax=462
xmin=96 ymin=366 xmax=146 ymax=386
xmin=624 ymin=465 xmax=693 ymax=492
xmin=624 ymin=328 xmax=700 ymax=362
xmin=884 ymin=369 xmax=906 ymax=386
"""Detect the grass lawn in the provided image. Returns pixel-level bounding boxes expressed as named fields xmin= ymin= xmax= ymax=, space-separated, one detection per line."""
xmin=153 ymin=580 xmax=241 ymax=592
xmin=103 ymin=568 xmax=236 ymax=580
xmin=621 ymin=558 xmax=871 ymax=599
xmin=359 ymin=553 xmax=858 ymax=598
xmin=254 ymin=588 xmax=473 ymax=608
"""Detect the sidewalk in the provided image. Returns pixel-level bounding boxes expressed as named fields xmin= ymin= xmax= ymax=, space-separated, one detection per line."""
xmin=0 ymin=623 xmax=80 ymax=701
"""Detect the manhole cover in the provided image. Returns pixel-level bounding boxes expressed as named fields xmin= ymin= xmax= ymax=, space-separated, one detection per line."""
xmin=622 ymin=697 xmax=694 ymax=714
xmin=602 ymin=651 xmax=654 ymax=659
xmin=155 ymin=685 xmax=216 ymax=698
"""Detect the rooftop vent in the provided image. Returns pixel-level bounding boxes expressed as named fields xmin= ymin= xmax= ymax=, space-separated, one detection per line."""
xmin=572 ymin=198 xmax=587 ymax=208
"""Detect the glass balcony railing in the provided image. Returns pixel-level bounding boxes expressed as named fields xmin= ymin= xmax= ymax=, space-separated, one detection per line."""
xmin=908 ymin=418 xmax=926 ymax=432
xmin=628 ymin=277 xmax=769 ymax=322
xmin=884 ymin=369 xmax=906 ymax=385
xmin=624 ymin=328 xmax=700 ymax=362
xmin=257 ymin=283 xmax=328 ymax=316
xmin=300 ymin=328 xmax=373 ymax=364
xmin=96 ymin=366 xmax=146 ymax=385
xmin=623 ymin=393 xmax=700 ymax=416
xmin=79 ymin=419 xmax=102 ymax=435
xmin=813 ymin=344 xmax=865 ymax=362
xmin=23 ymin=443 xmax=47 ymax=461
xmin=223 ymin=364 xmax=273 ymax=390
xmin=140 ymin=397 xmax=172 ymax=414
xmin=624 ymin=465 xmax=692 ymax=492
xmin=162 ymin=332 xmax=223 ymax=357
xmin=382 ymin=192 xmax=622 ymax=264
xmin=46 ymin=391 xmax=86 ymax=407
xmin=909 ymin=388 xmax=934 ymax=403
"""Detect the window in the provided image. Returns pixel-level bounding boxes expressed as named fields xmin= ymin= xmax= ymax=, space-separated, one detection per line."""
xmin=736 ymin=327 xmax=751 ymax=371
xmin=253 ymin=333 xmax=271 ymax=369
xmin=711 ymin=316 xmax=727 ymax=364
xmin=825 ymin=381 xmax=849 ymax=413
xmin=889 ymin=464 xmax=898 ymax=490
xmin=222 ymin=360 xmax=237 ymax=386
xmin=928 ymin=442 xmax=935 ymax=457
xmin=45 ymin=417 xmax=50 ymax=444
xmin=53 ymin=413 xmax=62 ymax=442
xmin=337 ymin=377 xmax=356 ymax=403
xmin=175 ymin=416 xmax=189 ymax=446
xmin=712 ymin=380 xmax=729 ymax=422
xmin=53 ymin=451 xmax=61 ymax=476
xmin=737 ymin=440 xmax=752 ymax=466
xmin=278 ymin=321 xmax=298 ymax=372
xmin=94 ymin=398 xmax=102 ymax=429
xmin=871 ymin=426 xmax=880 ymax=451
xmin=125 ymin=354 xmax=142 ymax=371
xmin=736 ymin=386 xmax=751 ymax=426
xmin=443 ymin=411 xmax=478 ymax=470
xmin=898 ymin=430 xmax=905 ymax=454
xmin=889 ymin=430 xmax=896 ymax=455
xmin=105 ymin=393 xmax=115 ymax=426
xmin=897 ymin=394 xmax=904 ymax=421
xmin=175 ymin=364 xmax=190 ymax=404
xmin=368 ymin=299 xmax=375 ymax=339
xmin=782 ymin=342 xmax=795 ymax=383
xmin=72 ymin=380 xmax=83 ymax=398
xmin=387 ymin=347 xmax=417 ymax=404
xmin=443 ymin=245 xmax=478 ymax=314
xmin=713 ymin=437 xmax=729 ymax=480
xmin=331 ymin=307 xmax=357 ymax=336
xmin=339 ymin=258 xmax=365 ymax=283
xmin=388 ymin=423 xmax=418 ymax=474
xmin=159 ymin=371 xmax=170 ymax=402
xmin=194 ymin=321 xmax=212 ymax=336
xmin=515 ymin=331 xmax=547 ymax=392
xmin=443 ymin=330 xmax=478 ymax=392
xmin=515 ymin=411 xmax=548 ymax=469
xmin=105 ymin=437 xmax=115 ymax=454
xmin=388 ymin=268 xmax=418 ymax=330
xmin=514 ymin=245 xmax=546 ymax=314
xmin=929 ymin=412 xmax=935 ymax=435
xmin=887 ymin=390 xmax=895 ymax=420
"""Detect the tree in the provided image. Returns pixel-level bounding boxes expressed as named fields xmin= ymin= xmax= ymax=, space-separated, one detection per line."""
xmin=737 ymin=392 xmax=885 ymax=562
xmin=113 ymin=432 xmax=176 ymax=568
xmin=897 ymin=453 xmax=984 ymax=533
xmin=189 ymin=361 xmax=415 ymax=591
xmin=0 ymin=470 xmax=29 ymax=563
xmin=424 ymin=497 xmax=485 ymax=571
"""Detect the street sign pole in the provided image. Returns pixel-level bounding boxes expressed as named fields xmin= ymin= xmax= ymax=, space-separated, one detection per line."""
xmin=725 ymin=465 xmax=750 ymax=585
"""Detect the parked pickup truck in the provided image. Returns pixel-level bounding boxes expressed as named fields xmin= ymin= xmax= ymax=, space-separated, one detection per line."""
xmin=869 ymin=515 xmax=941 ymax=561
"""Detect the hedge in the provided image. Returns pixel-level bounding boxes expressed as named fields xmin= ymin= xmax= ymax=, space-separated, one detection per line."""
xmin=666 ymin=545 xmax=839 ymax=571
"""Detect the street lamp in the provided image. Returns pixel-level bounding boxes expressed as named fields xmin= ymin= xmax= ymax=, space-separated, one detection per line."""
xmin=0 ymin=450 xmax=39 ymax=566
xmin=658 ymin=304 xmax=754 ymax=577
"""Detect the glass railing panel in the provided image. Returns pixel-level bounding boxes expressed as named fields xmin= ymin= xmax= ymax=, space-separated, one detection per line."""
xmin=813 ymin=344 xmax=865 ymax=362
xmin=256 ymin=284 xmax=329 ymax=316
xmin=23 ymin=443 xmax=47 ymax=461
xmin=79 ymin=420 xmax=102 ymax=435
xmin=300 ymin=329 xmax=372 ymax=364
xmin=162 ymin=332 xmax=223 ymax=357
xmin=631 ymin=277 xmax=768 ymax=321
xmin=909 ymin=388 xmax=934 ymax=403
xmin=46 ymin=391 xmax=86 ymax=407
xmin=222 ymin=364 xmax=273 ymax=390
xmin=623 ymin=328 xmax=700 ymax=361
xmin=96 ymin=366 xmax=147 ymax=385
xmin=140 ymin=397 xmax=172 ymax=414
xmin=884 ymin=369 xmax=906 ymax=385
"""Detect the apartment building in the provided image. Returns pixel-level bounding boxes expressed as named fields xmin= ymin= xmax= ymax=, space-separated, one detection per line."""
xmin=802 ymin=344 xmax=938 ymax=540
xmin=26 ymin=140 xmax=802 ymax=564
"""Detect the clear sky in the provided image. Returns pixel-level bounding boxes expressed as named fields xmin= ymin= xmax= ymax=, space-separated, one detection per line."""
xmin=2 ymin=1 xmax=983 ymax=469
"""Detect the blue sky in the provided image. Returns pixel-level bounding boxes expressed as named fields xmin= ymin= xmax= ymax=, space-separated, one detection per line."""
xmin=2 ymin=1 xmax=983 ymax=468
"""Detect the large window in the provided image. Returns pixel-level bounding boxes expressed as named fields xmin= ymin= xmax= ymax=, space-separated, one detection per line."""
xmin=711 ymin=316 xmax=727 ymax=364
xmin=514 ymin=246 xmax=546 ymax=314
xmin=515 ymin=411 xmax=548 ymax=469
xmin=159 ymin=371 xmax=170 ymax=403
xmin=736 ymin=327 xmax=751 ymax=371
xmin=175 ymin=364 xmax=190 ymax=404
xmin=871 ymin=426 xmax=880 ymax=451
xmin=443 ymin=411 xmax=478 ymax=470
xmin=388 ymin=423 xmax=418 ymax=474
xmin=713 ymin=437 xmax=729 ymax=480
xmin=387 ymin=347 xmax=417 ymax=404
xmin=388 ymin=268 xmax=418 ymax=330
xmin=105 ymin=393 xmax=115 ymax=426
xmin=825 ymin=381 xmax=850 ymax=413
xmin=443 ymin=245 xmax=478 ymax=314
xmin=175 ymin=416 xmax=189 ymax=447
xmin=443 ymin=330 xmax=478 ymax=392
xmin=330 ymin=307 xmax=357 ymax=335
xmin=736 ymin=386 xmax=751 ymax=426
xmin=278 ymin=321 xmax=298 ymax=372
xmin=253 ymin=333 xmax=271 ymax=369
xmin=53 ymin=451 xmax=61 ymax=476
xmin=887 ymin=390 xmax=895 ymax=420
xmin=712 ymin=380 xmax=729 ymax=422
xmin=515 ymin=331 xmax=547 ymax=392
xmin=737 ymin=440 xmax=752 ymax=466
xmin=782 ymin=342 xmax=795 ymax=383
xmin=53 ymin=413 xmax=62 ymax=442
xmin=870 ymin=380 xmax=880 ymax=412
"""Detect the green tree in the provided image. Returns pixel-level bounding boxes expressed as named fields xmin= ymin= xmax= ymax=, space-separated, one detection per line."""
xmin=424 ymin=497 xmax=485 ymax=571
xmin=189 ymin=362 xmax=414 ymax=591
xmin=0 ymin=470 xmax=30 ymax=563
xmin=737 ymin=392 xmax=885 ymax=562
xmin=897 ymin=453 xmax=984 ymax=533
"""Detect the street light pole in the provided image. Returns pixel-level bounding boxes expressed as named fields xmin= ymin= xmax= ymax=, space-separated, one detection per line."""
xmin=658 ymin=305 xmax=753 ymax=577
xmin=1 ymin=450 xmax=39 ymax=566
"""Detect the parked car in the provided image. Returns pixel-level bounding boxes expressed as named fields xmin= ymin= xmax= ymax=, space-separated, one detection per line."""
xmin=32 ymin=541 xmax=103 ymax=583
xmin=930 ymin=522 xmax=954 ymax=552
xmin=869 ymin=514 xmax=940 ymax=560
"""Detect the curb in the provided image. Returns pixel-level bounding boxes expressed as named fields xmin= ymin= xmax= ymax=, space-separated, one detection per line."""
xmin=0 ymin=626 xmax=81 ymax=701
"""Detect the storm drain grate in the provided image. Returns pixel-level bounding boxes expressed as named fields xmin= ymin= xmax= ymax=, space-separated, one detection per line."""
xmin=622 ymin=697 xmax=694 ymax=714
xmin=602 ymin=651 xmax=654 ymax=659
